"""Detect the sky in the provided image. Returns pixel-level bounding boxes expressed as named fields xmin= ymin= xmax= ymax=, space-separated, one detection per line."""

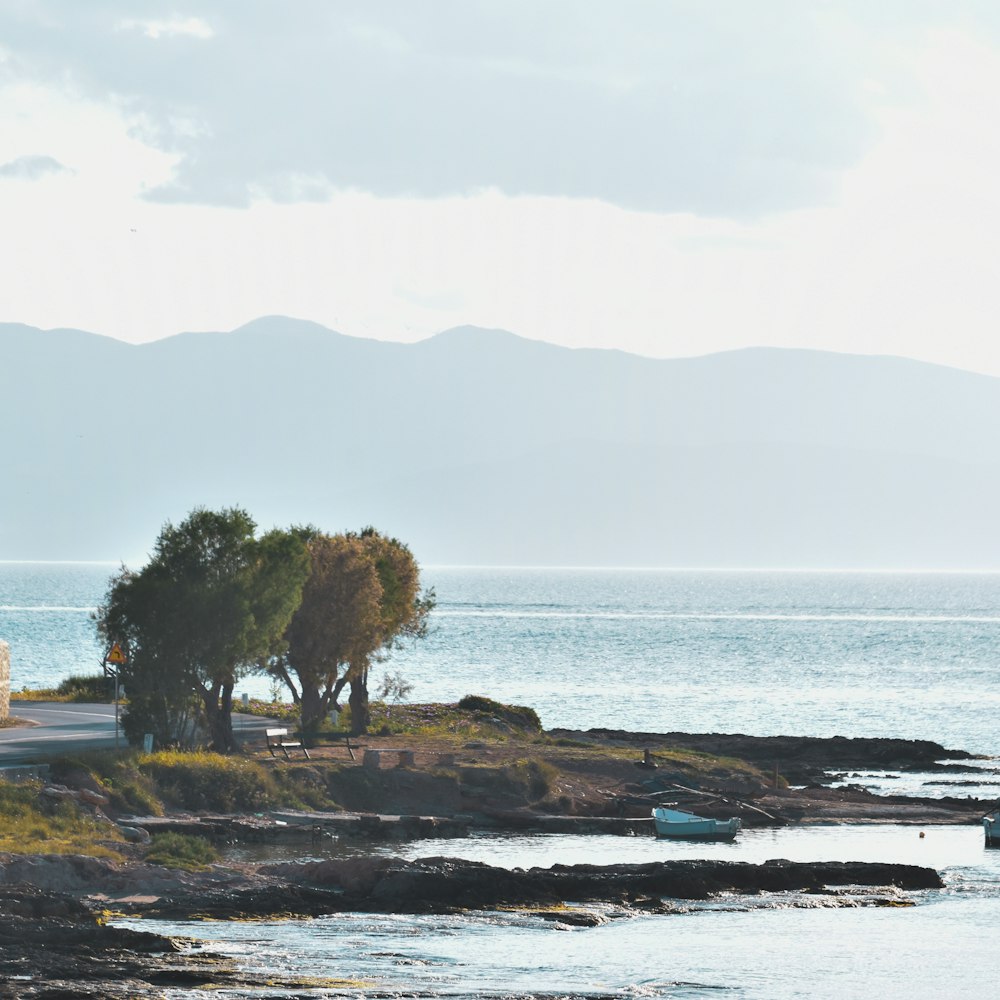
xmin=3 ymin=2 xmax=1000 ymax=374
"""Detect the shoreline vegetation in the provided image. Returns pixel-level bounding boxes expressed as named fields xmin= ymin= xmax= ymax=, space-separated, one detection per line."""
xmin=0 ymin=694 xmax=993 ymax=995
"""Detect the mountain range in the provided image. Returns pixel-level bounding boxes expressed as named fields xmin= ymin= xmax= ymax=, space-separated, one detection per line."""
xmin=3 ymin=316 xmax=1000 ymax=568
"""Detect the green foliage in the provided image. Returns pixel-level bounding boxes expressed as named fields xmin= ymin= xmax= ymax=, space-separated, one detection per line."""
xmin=0 ymin=781 xmax=124 ymax=857
xmin=49 ymin=748 xmax=331 ymax=815
xmin=55 ymin=674 xmax=114 ymax=702
xmin=11 ymin=681 xmax=110 ymax=703
xmin=273 ymin=527 xmax=434 ymax=736
xmin=457 ymin=695 xmax=542 ymax=732
xmin=240 ymin=698 xmax=302 ymax=724
xmin=144 ymin=831 xmax=219 ymax=870
xmin=376 ymin=671 xmax=413 ymax=715
xmin=274 ymin=532 xmax=383 ymax=731
xmin=95 ymin=507 xmax=310 ymax=751
xmin=364 ymin=699 xmax=540 ymax=739
xmin=136 ymin=750 xmax=287 ymax=812
xmin=47 ymin=751 xmax=161 ymax=816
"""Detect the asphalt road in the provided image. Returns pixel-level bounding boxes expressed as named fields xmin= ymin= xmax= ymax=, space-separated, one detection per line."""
xmin=0 ymin=702 xmax=277 ymax=763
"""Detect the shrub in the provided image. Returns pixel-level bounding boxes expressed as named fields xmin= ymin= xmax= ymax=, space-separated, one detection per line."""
xmin=137 ymin=751 xmax=284 ymax=812
xmin=145 ymin=831 xmax=219 ymax=870
xmin=56 ymin=674 xmax=114 ymax=702
xmin=503 ymin=758 xmax=559 ymax=801
xmin=457 ymin=696 xmax=542 ymax=733
xmin=49 ymin=752 xmax=164 ymax=817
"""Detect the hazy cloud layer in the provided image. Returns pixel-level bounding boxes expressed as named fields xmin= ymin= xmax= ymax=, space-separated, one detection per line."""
xmin=0 ymin=0 xmax=970 ymax=216
xmin=0 ymin=153 xmax=67 ymax=179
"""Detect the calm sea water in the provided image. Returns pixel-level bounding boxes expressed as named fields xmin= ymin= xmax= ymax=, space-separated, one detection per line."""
xmin=3 ymin=563 xmax=999 ymax=753
xmin=4 ymin=562 xmax=1000 ymax=997
xmin=130 ymin=825 xmax=998 ymax=999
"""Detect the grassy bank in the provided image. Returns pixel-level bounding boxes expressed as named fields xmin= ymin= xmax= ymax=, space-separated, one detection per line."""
xmin=0 ymin=696 xmax=778 ymax=860
xmin=0 ymin=782 xmax=124 ymax=858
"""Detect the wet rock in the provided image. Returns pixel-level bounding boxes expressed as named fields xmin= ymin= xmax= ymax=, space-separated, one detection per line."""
xmin=0 ymin=883 xmax=181 ymax=998
xmin=245 ymin=855 xmax=942 ymax=917
xmin=533 ymin=907 xmax=606 ymax=926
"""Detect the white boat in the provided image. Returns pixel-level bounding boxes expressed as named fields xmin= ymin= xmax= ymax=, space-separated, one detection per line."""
xmin=983 ymin=808 xmax=1000 ymax=847
xmin=652 ymin=807 xmax=741 ymax=840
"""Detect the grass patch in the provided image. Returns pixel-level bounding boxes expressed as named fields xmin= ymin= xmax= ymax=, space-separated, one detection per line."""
xmin=0 ymin=781 xmax=124 ymax=858
xmin=502 ymin=758 xmax=560 ymax=801
xmin=239 ymin=698 xmax=302 ymax=724
xmin=136 ymin=750 xmax=331 ymax=812
xmin=50 ymin=748 xmax=332 ymax=816
xmin=365 ymin=698 xmax=542 ymax=739
xmin=144 ymin=831 xmax=219 ymax=870
xmin=137 ymin=751 xmax=290 ymax=812
xmin=457 ymin=695 xmax=542 ymax=732
xmin=49 ymin=751 xmax=164 ymax=817
xmin=11 ymin=687 xmax=74 ymax=702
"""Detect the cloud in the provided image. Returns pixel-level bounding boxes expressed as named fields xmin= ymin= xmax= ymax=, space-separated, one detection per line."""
xmin=117 ymin=17 xmax=214 ymax=41
xmin=0 ymin=154 xmax=67 ymax=179
xmin=0 ymin=0 xmax=929 ymax=216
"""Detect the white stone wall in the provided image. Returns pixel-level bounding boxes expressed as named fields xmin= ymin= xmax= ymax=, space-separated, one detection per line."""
xmin=0 ymin=640 xmax=9 ymax=721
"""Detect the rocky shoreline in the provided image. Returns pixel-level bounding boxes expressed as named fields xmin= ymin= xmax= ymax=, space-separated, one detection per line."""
xmin=0 ymin=725 xmax=992 ymax=995
xmin=1 ymin=852 xmax=944 ymax=996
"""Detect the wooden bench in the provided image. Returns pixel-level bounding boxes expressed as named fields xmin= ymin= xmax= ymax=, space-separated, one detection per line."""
xmin=266 ymin=728 xmax=310 ymax=760
xmin=325 ymin=731 xmax=360 ymax=761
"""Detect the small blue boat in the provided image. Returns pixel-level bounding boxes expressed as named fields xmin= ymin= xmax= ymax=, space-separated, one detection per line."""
xmin=652 ymin=807 xmax=741 ymax=840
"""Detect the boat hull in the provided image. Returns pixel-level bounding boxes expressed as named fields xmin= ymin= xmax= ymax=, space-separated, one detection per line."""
xmin=652 ymin=808 xmax=741 ymax=841
xmin=984 ymin=814 xmax=1000 ymax=847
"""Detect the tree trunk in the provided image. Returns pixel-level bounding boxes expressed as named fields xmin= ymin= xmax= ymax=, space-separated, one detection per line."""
xmin=348 ymin=673 xmax=369 ymax=736
xmin=203 ymin=680 xmax=236 ymax=752
xmin=330 ymin=672 xmax=348 ymax=709
xmin=268 ymin=659 xmax=301 ymax=705
xmin=300 ymin=682 xmax=324 ymax=734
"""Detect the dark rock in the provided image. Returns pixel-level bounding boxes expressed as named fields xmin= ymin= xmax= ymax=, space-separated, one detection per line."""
xmin=549 ymin=728 xmax=975 ymax=785
xmin=246 ymin=855 xmax=942 ymax=917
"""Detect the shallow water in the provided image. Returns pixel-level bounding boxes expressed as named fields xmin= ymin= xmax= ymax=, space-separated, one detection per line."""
xmin=224 ymin=823 xmax=990 ymax=872
xmin=828 ymin=763 xmax=1000 ymax=800
xmin=129 ymin=825 xmax=1000 ymax=999
xmin=133 ymin=825 xmax=1000 ymax=1000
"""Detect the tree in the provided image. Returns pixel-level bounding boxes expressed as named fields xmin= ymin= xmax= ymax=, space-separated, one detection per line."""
xmin=335 ymin=528 xmax=434 ymax=735
xmin=96 ymin=507 xmax=309 ymax=751
xmin=268 ymin=532 xmax=382 ymax=732
xmin=275 ymin=527 xmax=434 ymax=735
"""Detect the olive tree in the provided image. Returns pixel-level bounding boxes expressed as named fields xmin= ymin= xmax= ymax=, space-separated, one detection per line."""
xmin=273 ymin=527 xmax=433 ymax=735
xmin=268 ymin=532 xmax=382 ymax=732
xmin=96 ymin=507 xmax=309 ymax=751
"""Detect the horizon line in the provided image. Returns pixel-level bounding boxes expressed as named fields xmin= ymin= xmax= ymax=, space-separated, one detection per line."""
xmin=6 ymin=560 xmax=1000 ymax=575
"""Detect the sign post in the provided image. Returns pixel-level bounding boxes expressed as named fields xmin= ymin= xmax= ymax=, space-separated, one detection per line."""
xmin=103 ymin=642 xmax=128 ymax=750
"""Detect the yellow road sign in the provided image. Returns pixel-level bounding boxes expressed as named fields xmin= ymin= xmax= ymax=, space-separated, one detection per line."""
xmin=106 ymin=642 xmax=127 ymax=665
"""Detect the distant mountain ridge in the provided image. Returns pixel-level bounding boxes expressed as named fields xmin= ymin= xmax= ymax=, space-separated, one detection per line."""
xmin=3 ymin=316 xmax=1000 ymax=567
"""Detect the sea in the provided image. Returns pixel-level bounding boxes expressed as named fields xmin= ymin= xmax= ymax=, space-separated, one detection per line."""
xmin=3 ymin=563 xmax=1000 ymax=998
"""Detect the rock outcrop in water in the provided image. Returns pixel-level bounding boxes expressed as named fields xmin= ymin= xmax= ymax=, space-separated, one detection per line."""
xmin=0 ymin=853 xmax=945 ymax=994
xmin=552 ymin=728 xmax=976 ymax=785
xmin=141 ymin=855 xmax=942 ymax=919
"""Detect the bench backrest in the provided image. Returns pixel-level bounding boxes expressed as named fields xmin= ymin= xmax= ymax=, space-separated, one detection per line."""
xmin=266 ymin=728 xmax=288 ymax=738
